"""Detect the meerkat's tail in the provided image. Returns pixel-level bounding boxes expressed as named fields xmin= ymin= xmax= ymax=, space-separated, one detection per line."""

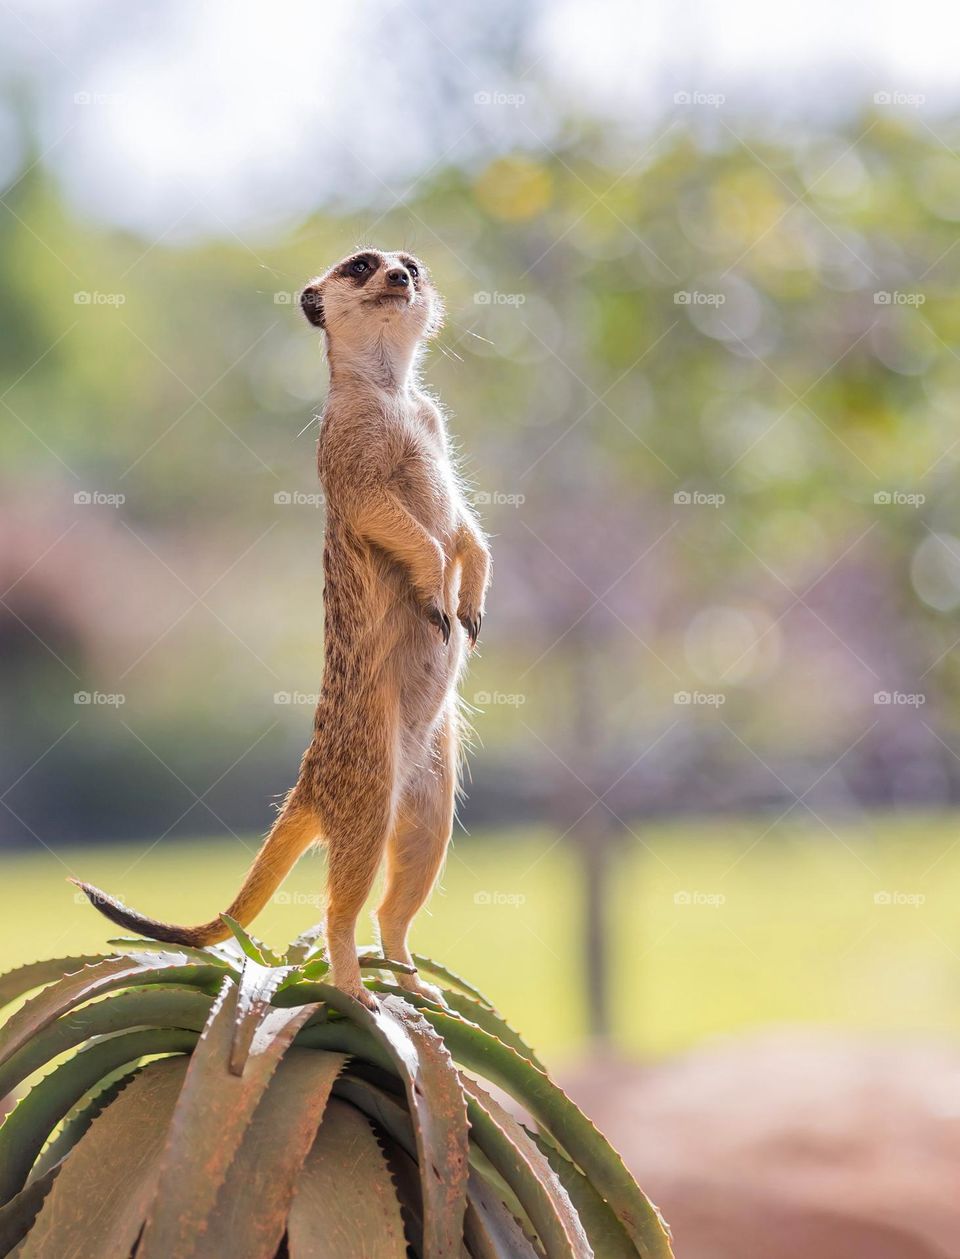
xmin=70 ymin=800 xmax=321 ymax=948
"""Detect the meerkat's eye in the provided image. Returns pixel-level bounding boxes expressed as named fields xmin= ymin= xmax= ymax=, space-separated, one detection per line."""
xmin=406 ymin=261 xmax=419 ymax=279
xmin=350 ymin=258 xmax=369 ymax=276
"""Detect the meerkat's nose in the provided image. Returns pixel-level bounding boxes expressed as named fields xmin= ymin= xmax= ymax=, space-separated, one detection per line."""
xmin=386 ymin=267 xmax=410 ymax=288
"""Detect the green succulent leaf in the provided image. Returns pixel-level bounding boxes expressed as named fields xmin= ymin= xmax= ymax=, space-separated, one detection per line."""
xmin=529 ymin=1129 xmax=640 ymax=1259
xmin=0 ymin=1027 xmax=197 ymax=1206
xmin=423 ymin=1010 xmax=674 ymax=1259
xmin=0 ymin=956 xmax=223 ymax=1073
xmin=0 ymin=988 xmax=213 ymax=1102
xmin=202 ymin=1049 xmax=346 ymax=1259
xmin=0 ymin=956 xmax=113 ymax=1014
xmin=287 ymin=1097 xmax=408 ymax=1258
xmin=412 ymin=954 xmax=496 ymax=1008
xmin=107 ymin=937 xmax=237 ymax=969
xmin=0 ymin=1165 xmax=61 ymax=1257
xmin=304 ymin=985 xmax=471 ymax=1259
xmin=18 ymin=1057 xmax=189 ymax=1259
xmin=462 ymin=1075 xmax=592 ymax=1259
xmin=219 ymin=914 xmax=286 ymax=967
xmin=137 ymin=974 xmax=317 ymax=1259
xmin=464 ymin=1168 xmax=544 ymax=1259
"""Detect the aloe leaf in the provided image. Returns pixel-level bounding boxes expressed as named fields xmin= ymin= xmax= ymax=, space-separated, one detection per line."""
xmin=0 ymin=1027 xmax=196 ymax=1205
xmin=0 ymin=988 xmax=212 ymax=1101
xmin=202 ymin=1049 xmax=346 ymax=1259
xmin=286 ymin=921 xmax=325 ymax=964
xmin=462 ymin=1075 xmax=591 ymax=1259
xmin=287 ymin=1097 xmax=408 ymax=1258
xmin=137 ymin=974 xmax=317 ymax=1259
xmin=0 ymin=1166 xmax=60 ymax=1256
xmin=336 ymin=1076 xmax=538 ymax=1259
xmin=107 ymin=937 xmax=237 ymax=969
xmin=18 ymin=1057 xmax=189 ymax=1259
xmin=229 ymin=956 xmax=293 ymax=1076
xmin=30 ymin=1071 xmax=141 ymax=1181
xmin=411 ymin=954 xmax=496 ymax=1008
xmin=219 ymin=914 xmax=286 ymax=967
xmin=0 ymin=957 xmax=112 ymax=1013
xmin=366 ymin=981 xmax=546 ymax=1072
xmin=528 ymin=1129 xmax=639 ymax=1259
xmin=0 ymin=957 xmax=224 ymax=1072
xmin=300 ymin=985 xmax=470 ymax=1259
xmin=465 ymin=1168 xmax=543 ymax=1259
xmin=422 ymin=1011 xmax=673 ymax=1259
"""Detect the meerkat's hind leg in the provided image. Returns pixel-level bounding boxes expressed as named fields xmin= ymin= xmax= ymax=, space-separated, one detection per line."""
xmin=321 ymin=775 xmax=397 ymax=1009
xmin=377 ymin=708 xmax=458 ymax=1005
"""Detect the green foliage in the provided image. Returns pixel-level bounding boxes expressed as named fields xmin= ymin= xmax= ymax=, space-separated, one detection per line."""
xmin=0 ymin=932 xmax=672 ymax=1258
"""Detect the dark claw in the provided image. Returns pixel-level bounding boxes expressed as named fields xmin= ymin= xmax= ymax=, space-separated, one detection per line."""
xmin=458 ymin=610 xmax=483 ymax=648
xmin=426 ymin=602 xmax=451 ymax=645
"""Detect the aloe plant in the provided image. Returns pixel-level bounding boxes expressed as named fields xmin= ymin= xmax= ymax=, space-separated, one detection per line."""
xmin=0 ymin=919 xmax=673 ymax=1258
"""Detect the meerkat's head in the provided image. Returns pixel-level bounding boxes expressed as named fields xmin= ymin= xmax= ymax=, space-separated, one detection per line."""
xmin=300 ymin=249 xmax=442 ymax=359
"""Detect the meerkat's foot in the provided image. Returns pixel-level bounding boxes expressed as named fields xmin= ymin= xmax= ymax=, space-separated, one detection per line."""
xmin=457 ymin=602 xmax=483 ymax=648
xmin=396 ymin=970 xmax=448 ymax=1008
xmin=333 ymin=974 xmax=380 ymax=1011
xmin=424 ymin=599 xmax=452 ymax=644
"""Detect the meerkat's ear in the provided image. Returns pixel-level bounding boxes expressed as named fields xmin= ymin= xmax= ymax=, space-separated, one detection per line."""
xmin=300 ymin=282 xmax=325 ymax=329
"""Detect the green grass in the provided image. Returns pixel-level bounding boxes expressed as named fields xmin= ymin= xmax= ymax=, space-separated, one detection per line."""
xmin=3 ymin=813 xmax=959 ymax=1059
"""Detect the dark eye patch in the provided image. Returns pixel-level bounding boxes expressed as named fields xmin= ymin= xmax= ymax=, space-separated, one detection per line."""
xmin=399 ymin=256 xmax=422 ymax=282
xmin=338 ymin=253 xmax=380 ymax=286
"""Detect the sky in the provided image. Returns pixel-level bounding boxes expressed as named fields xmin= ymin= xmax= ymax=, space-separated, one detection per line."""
xmin=2 ymin=0 xmax=960 ymax=236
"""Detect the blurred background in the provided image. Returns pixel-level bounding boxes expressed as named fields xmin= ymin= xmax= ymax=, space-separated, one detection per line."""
xmin=3 ymin=3 xmax=960 ymax=1250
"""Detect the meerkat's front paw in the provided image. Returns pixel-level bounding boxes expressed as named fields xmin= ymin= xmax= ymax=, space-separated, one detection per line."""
xmin=457 ymin=601 xmax=483 ymax=648
xmin=424 ymin=598 xmax=452 ymax=645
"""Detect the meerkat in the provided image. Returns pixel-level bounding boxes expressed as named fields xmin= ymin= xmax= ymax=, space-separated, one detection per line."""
xmin=73 ymin=248 xmax=490 ymax=1006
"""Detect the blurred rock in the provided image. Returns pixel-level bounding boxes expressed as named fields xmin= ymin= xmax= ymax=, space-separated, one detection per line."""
xmin=562 ymin=1031 xmax=960 ymax=1258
